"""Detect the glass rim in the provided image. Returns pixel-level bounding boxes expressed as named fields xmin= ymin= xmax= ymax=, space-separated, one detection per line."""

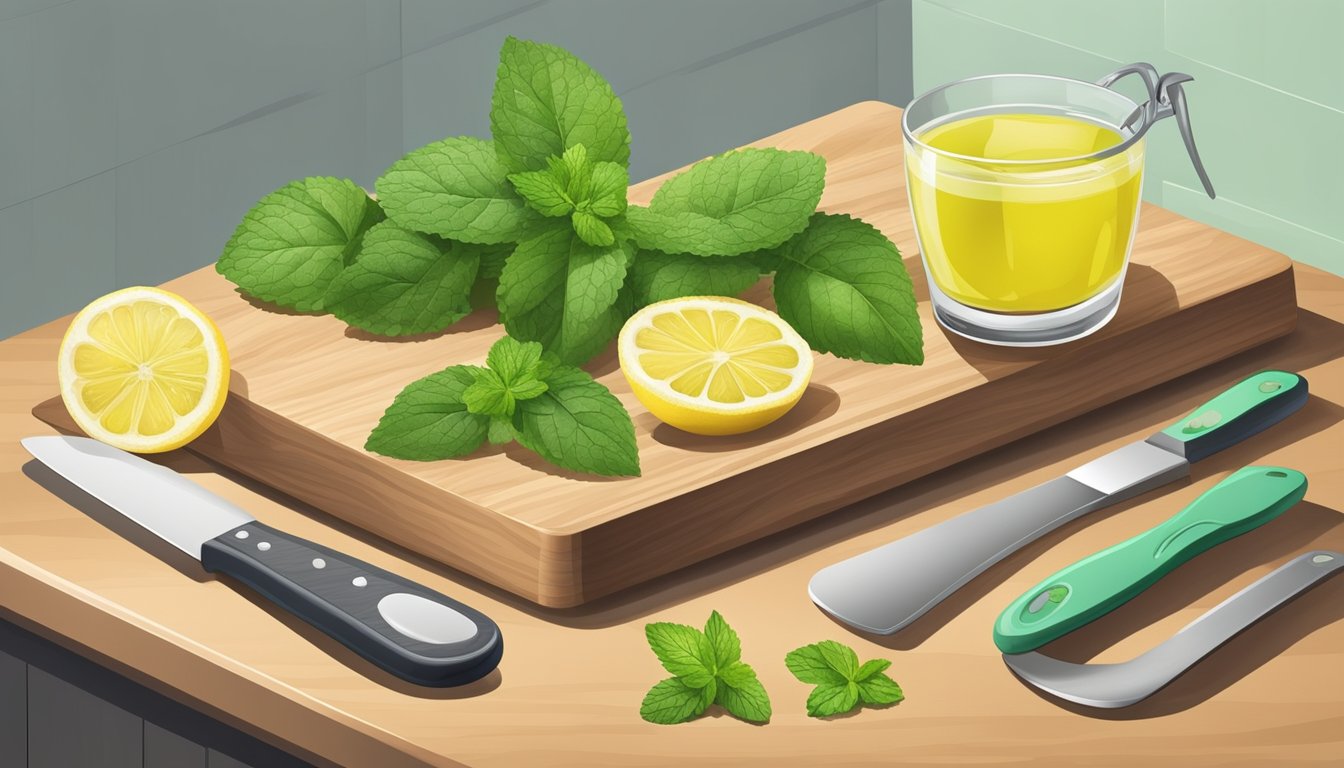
xmin=902 ymin=72 xmax=1149 ymax=166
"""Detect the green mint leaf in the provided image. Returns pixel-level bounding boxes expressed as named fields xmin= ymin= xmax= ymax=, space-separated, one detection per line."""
xmin=644 ymin=622 xmax=715 ymax=688
xmin=476 ymin=243 xmax=513 ymax=281
xmin=496 ymin=227 xmax=629 ymax=364
xmin=784 ymin=643 xmax=849 ymax=686
xmin=486 ymin=416 xmax=515 ymax=446
xmin=853 ymin=658 xmax=891 ymax=682
xmin=586 ymin=162 xmax=628 ymax=218
xmin=626 ymin=148 xmax=824 ymax=256
xmin=815 ymin=639 xmax=859 ymax=680
xmin=773 ymin=213 xmax=924 ymax=365
xmin=558 ymin=144 xmax=592 ymax=202
xmin=509 ymin=169 xmax=573 ymax=217
xmin=856 ymin=673 xmax=904 ymax=707
xmin=703 ymin=610 xmax=741 ymax=669
xmin=806 ymin=682 xmax=859 ymax=718
xmin=217 ymin=176 xmax=383 ymax=312
xmin=630 ymin=249 xmax=760 ymax=306
xmin=640 ymin=677 xmax=714 ymax=725
xmin=377 ymin=136 xmax=539 ymax=245
xmin=462 ymin=369 xmax=514 ymax=417
xmin=485 ymin=336 xmax=546 ymax=384
xmin=324 ymin=222 xmax=478 ymax=336
xmin=513 ymin=366 xmax=640 ymax=476
xmin=571 ymin=210 xmax=614 ymax=246
xmin=491 ymin=37 xmax=630 ymax=173
xmin=365 ymin=366 xmax=489 ymax=460
xmin=714 ymin=663 xmax=772 ymax=723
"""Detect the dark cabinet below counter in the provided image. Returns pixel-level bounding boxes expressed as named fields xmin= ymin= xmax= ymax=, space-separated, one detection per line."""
xmin=0 ymin=618 xmax=311 ymax=768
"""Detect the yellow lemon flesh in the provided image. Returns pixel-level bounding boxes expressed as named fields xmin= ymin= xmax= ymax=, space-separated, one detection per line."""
xmin=58 ymin=286 xmax=229 ymax=453
xmin=618 ymin=296 xmax=813 ymax=436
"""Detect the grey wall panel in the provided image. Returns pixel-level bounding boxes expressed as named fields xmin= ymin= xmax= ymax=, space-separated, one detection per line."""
xmin=877 ymin=0 xmax=915 ymax=106
xmin=620 ymin=4 xmax=880 ymax=181
xmin=209 ymin=749 xmax=260 ymax=768
xmin=146 ymin=720 xmax=208 ymax=768
xmin=0 ymin=13 xmax=32 ymax=210
xmin=0 ymin=649 xmax=24 ymax=768
xmin=27 ymin=666 xmax=142 ymax=768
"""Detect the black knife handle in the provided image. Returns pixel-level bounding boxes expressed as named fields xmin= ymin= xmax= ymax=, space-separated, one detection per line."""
xmin=201 ymin=522 xmax=501 ymax=687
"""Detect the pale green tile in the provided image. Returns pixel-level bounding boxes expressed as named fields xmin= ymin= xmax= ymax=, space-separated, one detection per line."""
xmin=1163 ymin=181 xmax=1344 ymax=275
xmin=920 ymin=0 xmax=1165 ymax=63
xmin=1165 ymin=0 xmax=1344 ymax=111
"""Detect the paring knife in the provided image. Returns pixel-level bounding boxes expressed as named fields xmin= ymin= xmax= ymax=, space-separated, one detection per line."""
xmin=21 ymin=436 xmax=502 ymax=688
xmin=809 ymin=370 xmax=1308 ymax=635
xmin=1003 ymin=550 xmax=1342 ymax=708
xmin=993 ymin=465 xmax=1307 ymax=654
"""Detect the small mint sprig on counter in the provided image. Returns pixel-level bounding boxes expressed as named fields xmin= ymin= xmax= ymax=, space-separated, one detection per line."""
xmin=641 ymin=611 xmax=771 ymax=725
xmin=366 ymin=336 xmax=639 ymax=477
xmin=785 ymin=640 xmax=904 ymax=718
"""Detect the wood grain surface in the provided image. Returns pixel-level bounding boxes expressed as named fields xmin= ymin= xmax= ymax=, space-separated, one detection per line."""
xmin=32 ymin=102 xmax=1299 ymax=608
xmin=2 ymin=104 xmax=1341 ymax=768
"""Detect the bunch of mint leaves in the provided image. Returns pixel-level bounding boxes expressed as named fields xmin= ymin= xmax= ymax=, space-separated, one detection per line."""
xmin=215 ymin=36 xmax=923 ymax=476
xmin=785 ymin=640 xmax=904 ymax=717
xmin=367 ymin=336 xmax=638 ymax=477
xmin=641 ymin=611 xmax=771 ymax=724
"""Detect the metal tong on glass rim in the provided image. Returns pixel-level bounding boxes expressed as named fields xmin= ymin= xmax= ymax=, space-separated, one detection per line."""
xmin=1096 ymin=61 xmax=1216 ymax=199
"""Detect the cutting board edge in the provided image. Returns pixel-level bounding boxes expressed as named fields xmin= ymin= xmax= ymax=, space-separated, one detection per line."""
xmin=553 ymin=262 xmax=1299 ymax=606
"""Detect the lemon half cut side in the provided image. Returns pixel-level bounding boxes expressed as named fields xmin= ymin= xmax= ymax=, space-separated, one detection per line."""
xmin=618 ymin=296 xmax=814 ymax=436
xmin=58 ymin=286 xmax=230 ymax=453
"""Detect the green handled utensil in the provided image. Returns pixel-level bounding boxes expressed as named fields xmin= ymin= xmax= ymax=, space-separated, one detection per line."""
xmin=812 ymin=370 xmax=1308 ymax=636
xmin=993 ymin=465 xmax=1308 ymax=654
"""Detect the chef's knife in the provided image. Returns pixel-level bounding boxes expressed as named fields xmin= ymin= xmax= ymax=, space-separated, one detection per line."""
xmin=809 ymin=370 xmax=1308 ymax=635
xmin=993 ymin=465 xmax=1307 ymax=653
xmin=1002 ymin=550 xmax=1342 ymax=708
xmin=21 ymin=436 xmax=502 ymax=688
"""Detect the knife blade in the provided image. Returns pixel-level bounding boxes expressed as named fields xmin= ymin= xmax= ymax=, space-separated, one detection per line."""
xmin=809 ymin=369 xmax=1308 ymax=635
xmin=22 ymin=436 xmax=502 ymax=688
xmin=993 ymin=465 xmax=1308 ymax=654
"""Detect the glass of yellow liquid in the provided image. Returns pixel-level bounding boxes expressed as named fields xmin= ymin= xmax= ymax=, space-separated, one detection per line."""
xmin=904 ymin=63 xmax=1215 ymax=345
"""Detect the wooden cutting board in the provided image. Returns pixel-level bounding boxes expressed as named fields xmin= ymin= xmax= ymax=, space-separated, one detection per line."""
xmin=35 ymin=101 xmax=1297 ymax=608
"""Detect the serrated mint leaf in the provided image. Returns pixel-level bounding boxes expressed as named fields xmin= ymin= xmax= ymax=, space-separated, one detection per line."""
xmin=485 ymin=336 xmax=546 ymax=384
xmin=377 ymin=136 xmax=539 ymax=245
xmin=514 ymin=367 xmax=640 ymax=476
xmin=854 ymin=658 xmax=891 ymax=682
xmin=366 ymin=366 xmax=489 ymax=460
xmin=324 ymin=222 xmax=478 ymax=336
xmin=644 ymin=622 xmax=715 ymax=688
xmin=487 ymin=416 xmax=515 ymax=445
xmin=462 ymin=369 xmax=514 ymax=417
xmin=509 ymin=169 xmax=573 ymax=217
xmin=217 ymin=176 xmax=383 ymax=312
xmin=806 ymin=682 xmax=859 ymax=718
xmin=630 ymin=249 xmax=761 ymax=306
xmin=773 ymin=213 xmax=924 ymax=365
xmin=497 ymin=227 xmax=629 ymax=364
xmin=586 ymin=162 xmax=628 ymax=217
xmin=784 ymin=643 xmax=849 ymax=686
xmin=715 ymin=665 xmax=771 ymax=723
xmin=815 ymin=640 xmax=859 ymax=679
xmin=641 ymin=677 xmax=714 ymax=725
xmin=856 ymin=674 xmax=904 ymax=706
xmin=491 ymin=37 xmax=630 ymax=173
xmin=626 ymin=148 xmax=824 ymax=257
xmin=572 ymin=210 xmax=614 ymax=246
xmin=703 ymin=610 xmax=741 ymax=669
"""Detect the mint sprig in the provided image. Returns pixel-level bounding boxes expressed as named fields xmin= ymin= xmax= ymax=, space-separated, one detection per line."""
xmin=641 ymin=611 xmax=771 ymax=725
xmin=366 ymin=337 xmax=639 ymax=477
xmin=784 ymin=640 xmax=904 ymax=718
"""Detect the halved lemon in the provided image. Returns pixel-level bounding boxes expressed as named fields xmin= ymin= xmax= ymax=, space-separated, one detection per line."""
xmin=618 ymin=296 xmax=814 ymax=436
xmin=58 ymin=287 xmax=230 ymax=453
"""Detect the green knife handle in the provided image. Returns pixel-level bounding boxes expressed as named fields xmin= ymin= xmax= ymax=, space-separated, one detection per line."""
xmin=993 ymin=466 xmax=1307 ymax=654
xmin=1149 ymin=370 xmax=1307 ymax=464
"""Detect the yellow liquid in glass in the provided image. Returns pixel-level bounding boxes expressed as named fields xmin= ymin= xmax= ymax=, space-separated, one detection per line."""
xmin=907 ymin=113 xmax=1143 ymax=313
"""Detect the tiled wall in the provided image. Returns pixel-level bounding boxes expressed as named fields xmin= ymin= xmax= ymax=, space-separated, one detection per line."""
xmin=0 ymin=0 xmax=913 ymax=339
xmin=909 ymin=0 xmax=1344 ymax=277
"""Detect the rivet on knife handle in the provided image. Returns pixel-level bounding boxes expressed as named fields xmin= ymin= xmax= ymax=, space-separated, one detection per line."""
xmin=1147 ymin=370 xmax=1307 ymax=464
xmin=993 ymin=466 xmax=1307 ymax=654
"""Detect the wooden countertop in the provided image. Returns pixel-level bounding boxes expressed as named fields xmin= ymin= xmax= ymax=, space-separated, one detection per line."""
xmin=3 ymin=177 xmax=1343 ymax=767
